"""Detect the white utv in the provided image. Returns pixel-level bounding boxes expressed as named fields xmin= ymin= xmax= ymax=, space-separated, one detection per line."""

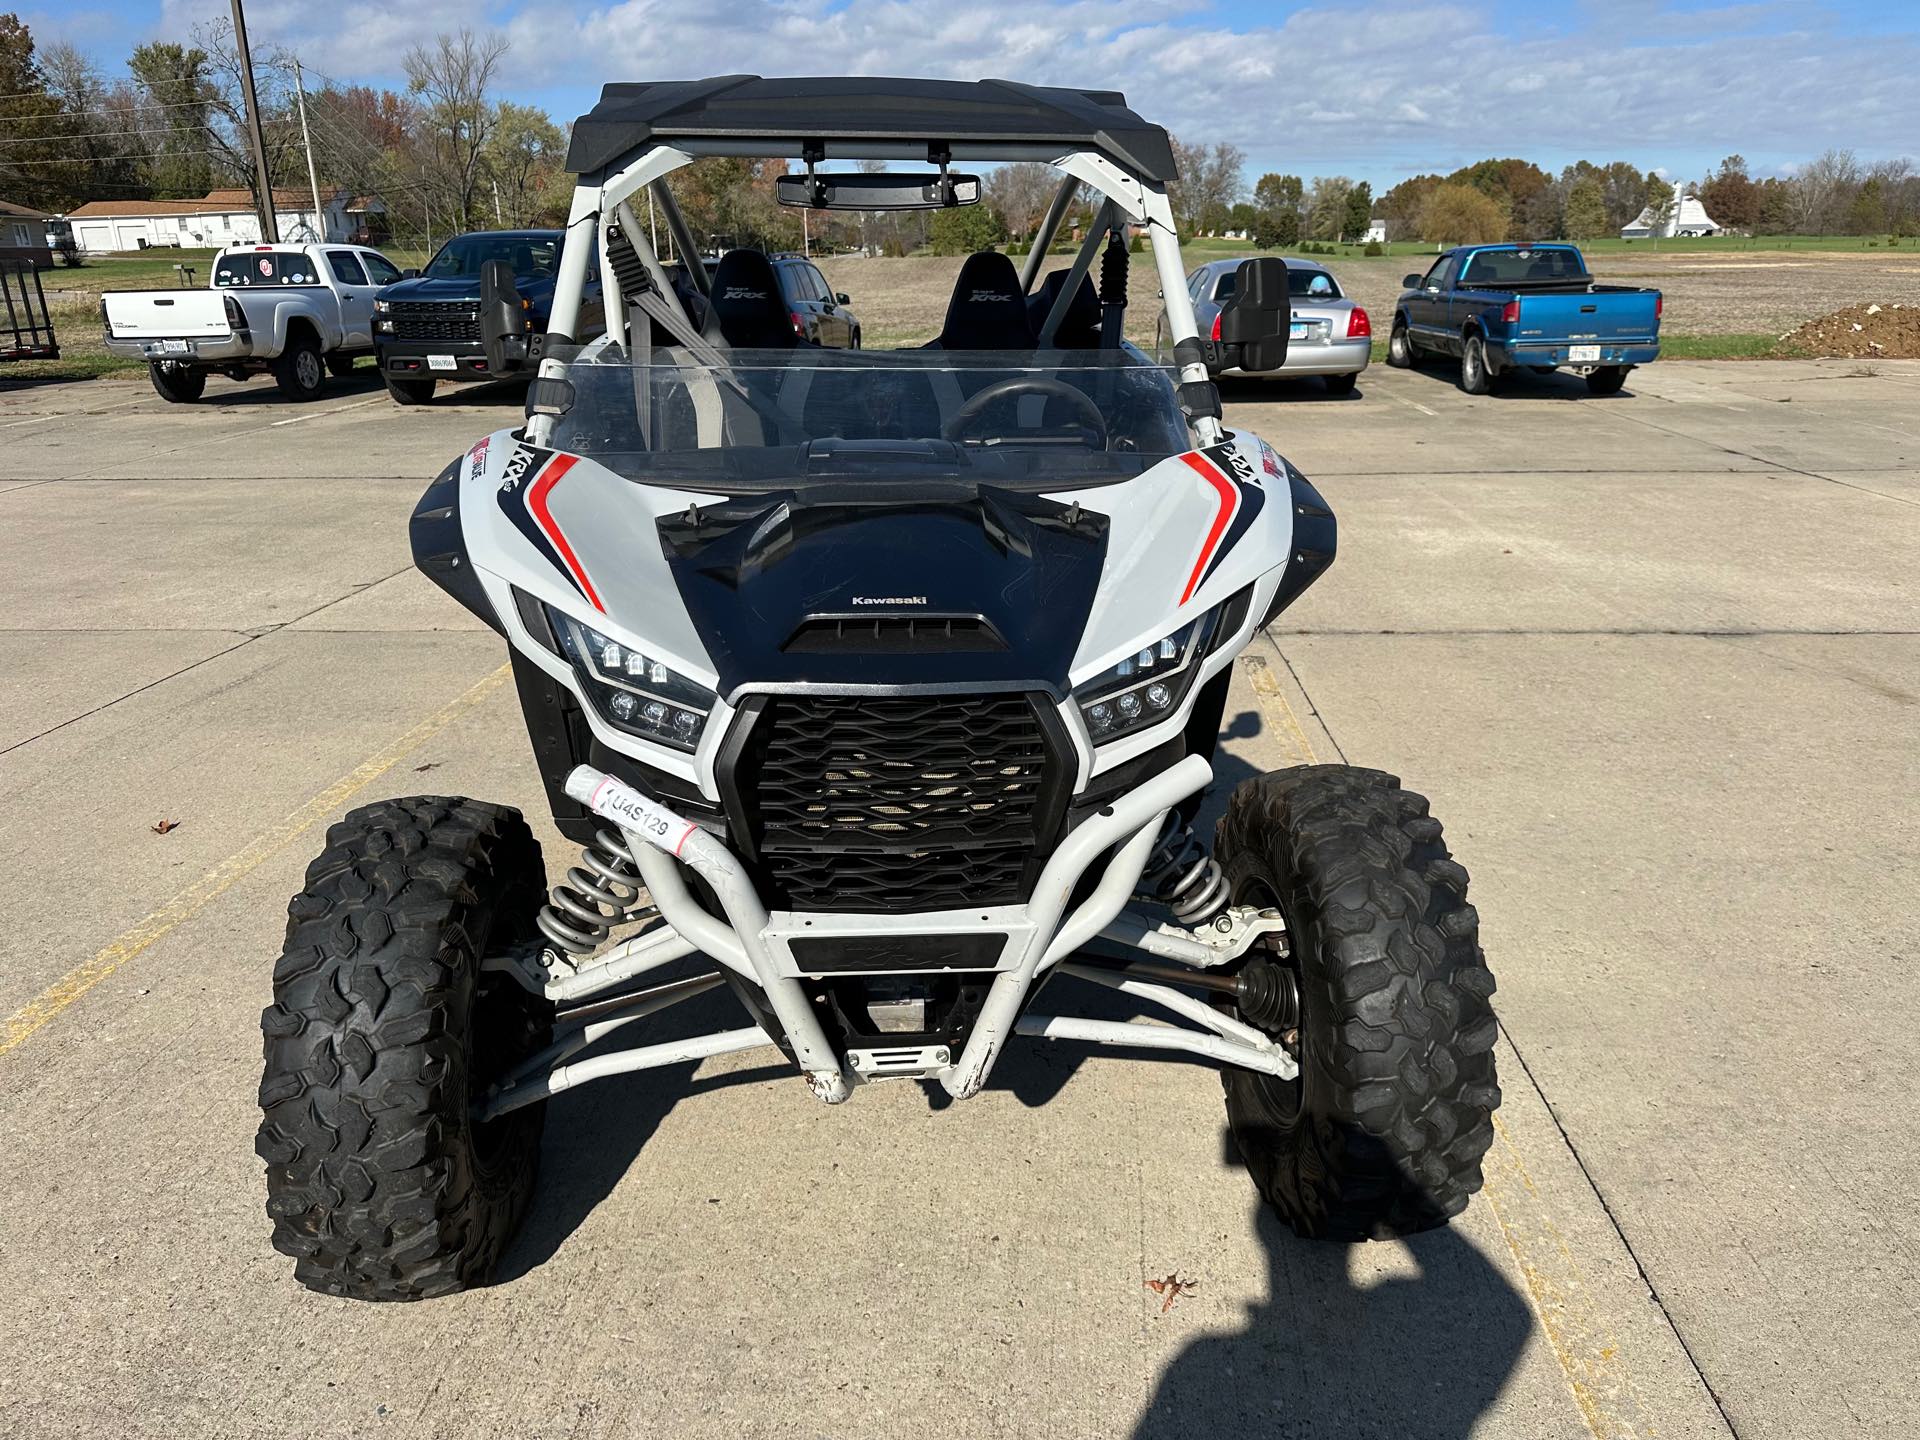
xmin=256 ymin=76 xmax=1499 ymax=1300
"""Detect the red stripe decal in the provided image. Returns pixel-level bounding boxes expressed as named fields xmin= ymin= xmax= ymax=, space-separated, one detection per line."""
xmin=1178 ymin=451 xmax=1238 ymax=605
xmin=526 ymin=455 xmax=604 ymax=613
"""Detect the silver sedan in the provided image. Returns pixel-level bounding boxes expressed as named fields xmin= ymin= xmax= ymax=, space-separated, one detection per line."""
xmin=1156 ymin=257 xmax=1372 ymax=394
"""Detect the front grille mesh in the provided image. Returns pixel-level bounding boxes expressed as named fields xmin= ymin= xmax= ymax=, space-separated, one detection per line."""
xmin=742 ymin=693 xmax=1051 ymax=911
xmin=387 ymin=300 xmax=480 ymax=343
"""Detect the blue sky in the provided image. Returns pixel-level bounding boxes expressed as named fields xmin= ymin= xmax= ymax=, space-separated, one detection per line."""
xmin=26 ymin=0 xmax=1920 ymax=190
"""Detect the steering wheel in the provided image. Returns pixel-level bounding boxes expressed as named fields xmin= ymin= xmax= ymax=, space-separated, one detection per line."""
xmin=942 ymin=376 xmax=1109 ymax=448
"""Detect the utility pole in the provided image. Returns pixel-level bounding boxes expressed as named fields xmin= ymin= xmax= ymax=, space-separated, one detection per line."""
xmin=291 ymin=58 xmax=324 ymax=242
xmin=229 ymin=0 xmax=278 ymax=242
xmin=492 ymin=178 xmax=503 ymax=227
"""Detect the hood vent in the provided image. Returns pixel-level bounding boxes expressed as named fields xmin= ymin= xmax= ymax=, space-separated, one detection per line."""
xmin=781 ymin=614 xmax=1006 ymax=654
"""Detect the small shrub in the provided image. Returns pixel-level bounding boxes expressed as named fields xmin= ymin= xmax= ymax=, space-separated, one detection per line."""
xmin=1363 ymin=241 xmax=1384 ymax=256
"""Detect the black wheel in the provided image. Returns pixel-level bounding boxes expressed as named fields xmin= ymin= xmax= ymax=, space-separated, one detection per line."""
xmin=385 ymin=375 xmax=436 ymax=406
xmin=1322 ymin=371 xmax=1359 ymax=396
xmin=148 ymin=361 xmax=206 ymax=403
xmin=326 ymin=353 xmax=359 ymax=379
xmin=1215 ymin=765 xmax=1500 ymax=1241
xmin=273 ymin=333 xmax=327 ymax=401
xmin=256 ymin=796 xmax=554 ymax=1300
xmin=1386 ymin=319 xmax=1414 ymax=368
xmin=1459 ymin=333 xmax=1494 ymax=395
xmin=1585 ymin=365 xmax=1629 ymax=396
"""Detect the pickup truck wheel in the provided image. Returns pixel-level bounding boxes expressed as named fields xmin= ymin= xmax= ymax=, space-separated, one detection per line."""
xmin=1459 ymin=333 xmax=1494 ymax=395
xmin=1386 ymin=320 xmax=1414 ymax=368
xmin=385 ymin=375 xmax=436 ymax=406
xmin=1216 ymin=765 xmax=1500 ymax=1240
xmin=274 ymin=335 xmax=327 ymax=401
xmin=148 ymin=361 xmax=207 ymax=403
xmin=326 ymin=354 xmax=359 ymax=379
xmin=1585 ymin=366 xmax=1629 ymax=396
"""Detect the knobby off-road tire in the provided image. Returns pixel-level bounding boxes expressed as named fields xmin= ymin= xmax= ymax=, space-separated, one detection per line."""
xmin=1586 ymin=365 xmax=1629 ymax=396
xmin=1216 ymin=766 xmax=1500 ymax=1241
xmin=1386 ymin=319 xmax=1414 ymax=368
xmin=148 ymin=361 xmax=206 ymax=402
xmin=256 ymin=797 xmax=554 ymax=1300
xmin=1459 ymin=333 xmax=1494 ymax=395
xmin=273 ymin=333 xmax=327 ymax=401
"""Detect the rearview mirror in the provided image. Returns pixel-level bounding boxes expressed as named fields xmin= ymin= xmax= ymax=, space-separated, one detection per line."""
xmin=1402 ymin=272 xmax=1423 ymax=288
xmin=479 ymin=259 xmax=529 ymax=374
xmin=1215 ymin=257 xmax=1290 ymax=372
xmin=775 ymin=171 xmax=982 ymax=211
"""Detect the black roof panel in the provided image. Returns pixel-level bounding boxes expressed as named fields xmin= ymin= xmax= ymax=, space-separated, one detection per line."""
xmin=566 ymin=75 xmax=1177 ymax=182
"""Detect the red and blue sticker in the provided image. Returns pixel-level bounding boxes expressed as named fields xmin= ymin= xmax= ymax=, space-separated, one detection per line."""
xmin=1178 ymin=442 xmax=1265 ymax=605
xmin=496 ymin=444 xmax=604 ymax=612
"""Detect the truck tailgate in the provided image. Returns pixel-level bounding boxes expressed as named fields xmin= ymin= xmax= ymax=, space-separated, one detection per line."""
xmin=1516 ymin=290 xmax=1659 ymax=344
xmin=102 ymin=289 xmax=232 ymax=340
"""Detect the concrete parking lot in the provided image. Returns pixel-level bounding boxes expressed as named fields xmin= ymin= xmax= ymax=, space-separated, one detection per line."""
xmin=1 ymin=357 xmax=1915 ymax=1439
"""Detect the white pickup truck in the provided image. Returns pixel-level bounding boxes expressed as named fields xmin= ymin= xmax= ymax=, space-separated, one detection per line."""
xmin=101 ymin=243 xmax=406 ymax=402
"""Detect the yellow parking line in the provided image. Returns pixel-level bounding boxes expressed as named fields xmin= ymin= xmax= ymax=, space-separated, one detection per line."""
xmin=1480 ymin=1110 xmax=1653 ymax=1438
xmin=0 ymin=663 xmax=511 ymax=1059
xmin=1241 ymin=652 xmax=1319 ymax=765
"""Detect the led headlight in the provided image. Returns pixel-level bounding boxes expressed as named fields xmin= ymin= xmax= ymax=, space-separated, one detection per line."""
xmin=1073 ymin=608 xmax=1222 ymax=744
xmin=547 ymin=606 xmax=716 ymax=751
xmin=374 ymin=298 xmax=391 ymax=313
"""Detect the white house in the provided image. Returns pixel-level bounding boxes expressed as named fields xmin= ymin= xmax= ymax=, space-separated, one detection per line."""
xmin=1362 ymin=218 xmax=1388 ymax=244
xmin=63 ymin=188 xmax=382 ymax=254
xmin=1622 ymin=192 xmax=1722 ymax=239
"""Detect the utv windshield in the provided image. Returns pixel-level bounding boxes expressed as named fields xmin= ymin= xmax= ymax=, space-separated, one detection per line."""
xmin=546 ymin=346 xmax=1187 ymax=492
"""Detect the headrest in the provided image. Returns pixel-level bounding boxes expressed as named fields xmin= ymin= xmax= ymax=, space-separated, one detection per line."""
xmin=705 ymin=249 xmax=795 ymax=349
xmin=936 ymin=250 xmax=1034 ymax=351
xmin=1028 ymin=269 xmax=1102 ymax=348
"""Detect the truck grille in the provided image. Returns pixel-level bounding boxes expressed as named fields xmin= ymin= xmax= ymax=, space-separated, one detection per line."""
xmin=386 ymin=300 xmax=480 ymax=344
xmin=730 ymin=693 xmax=1057 ymax=912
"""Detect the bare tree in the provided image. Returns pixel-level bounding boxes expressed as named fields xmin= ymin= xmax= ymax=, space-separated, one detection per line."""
xmin=1789 ymin=148 xmax=1859 ymax=234
xmin=404 ymin=28 xmax=509 ymax=230
xmin=1167 ymin=138 xmax=1245 ymax=234
xmin=985 ymin=161 xmax=1055 ymax=240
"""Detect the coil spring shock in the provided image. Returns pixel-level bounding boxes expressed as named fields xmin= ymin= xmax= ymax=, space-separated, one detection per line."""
xmin=536 ymin=827 xmax=658 ymax=957
xmin=1135 ymin=815 xmax=1230 ymax=926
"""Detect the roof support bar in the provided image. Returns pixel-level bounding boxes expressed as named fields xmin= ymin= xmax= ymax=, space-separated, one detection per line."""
xmin=1038 ymin=198 xmax=1113 ymax=348
xmin=1020 ymin=174 xmax=1080 ymax=295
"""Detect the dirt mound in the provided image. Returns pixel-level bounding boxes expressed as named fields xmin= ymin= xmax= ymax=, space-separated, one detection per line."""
xmin=1780 ymin=302 xmax=1920 ymax=358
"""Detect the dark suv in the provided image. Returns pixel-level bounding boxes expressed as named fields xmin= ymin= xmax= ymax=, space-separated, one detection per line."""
xmin=770 ymin=255 xmax=860 ymax=348
xmin=374 ymin=230 xmax=602 ymax=404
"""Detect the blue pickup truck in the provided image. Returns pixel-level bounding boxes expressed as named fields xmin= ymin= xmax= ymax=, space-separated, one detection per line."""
xmin=1387 ymin=243 xmax=1661 ymax=395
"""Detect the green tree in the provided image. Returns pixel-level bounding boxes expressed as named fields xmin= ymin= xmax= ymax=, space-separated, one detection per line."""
xmin=128 ymin=41 xmax=215 ymax=199
xmin=1641 ymin=175 xmax=1676 ymax=246
xmin=1376 ymin=174 xmax=1440 ymax=240
xmin=1699 ymin=155 xmax=1759 ymax=231
xmin=1563 ymin=177 xmax=1607 ymax=240
xmin=0 ymin=15 xmax=82 ymax=209
xmin=928 ymin=202 xmax=1006 ymax=255
xmin=1846 ymin=177 xmax=1887 ymax=235
xmin=485 ymin=102 xmax=565 ymax=226
xmin=1341 ymin=181 xmax=1372 ymax=243
xmin=1304 ymin=175 xmax=1351 ymax=240
xmin=1419 ymin=183 xmax=1507 ymax=245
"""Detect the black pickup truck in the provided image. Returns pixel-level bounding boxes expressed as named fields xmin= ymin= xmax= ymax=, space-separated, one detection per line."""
xmin=374 ymin=230 xmax=602 ymax=404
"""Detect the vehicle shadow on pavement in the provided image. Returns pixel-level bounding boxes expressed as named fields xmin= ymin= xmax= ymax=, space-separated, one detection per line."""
xmin=496 ymin=983 xmax=790 ymax=1284
xmin=1132 ymin=1206 xmax=1532 ymax=1439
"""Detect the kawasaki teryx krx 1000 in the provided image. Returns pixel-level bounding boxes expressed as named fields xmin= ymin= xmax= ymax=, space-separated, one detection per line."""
xmin=256 ymin=75 xmax=1500 ymax=1300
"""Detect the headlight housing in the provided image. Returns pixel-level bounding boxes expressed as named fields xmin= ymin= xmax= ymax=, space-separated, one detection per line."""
xmin=374 ymin=298 xmax=391 ymax=313
xmin=1073 ymin=607 xmax=1222 ymax=744
xmin=548 ymin=606 xmax=716 ymax=751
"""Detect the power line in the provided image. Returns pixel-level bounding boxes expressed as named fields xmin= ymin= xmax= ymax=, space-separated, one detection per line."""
xmin=0 ymin=123 xmax=215 ymax=146
xmin=0 ymin=96 xmax=229 ymax=123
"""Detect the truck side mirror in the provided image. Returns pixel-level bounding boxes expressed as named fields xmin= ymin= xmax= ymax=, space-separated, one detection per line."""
xmin=1215 ymin=257 xmax=1290 ymax=372
xmin=479 ymin=259 xmax=530 ymax=374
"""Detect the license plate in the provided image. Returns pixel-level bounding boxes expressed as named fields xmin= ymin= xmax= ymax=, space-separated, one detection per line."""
xmin=160 ymin=338 xmax=190 ymax=355
xmin=1569 ymin=344 xmax=1602 ymax=363
xmin=1289 ymin=322 xmax=1310 ymax=339
xmin=428 ymin=354 xmax=457 ymax=371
